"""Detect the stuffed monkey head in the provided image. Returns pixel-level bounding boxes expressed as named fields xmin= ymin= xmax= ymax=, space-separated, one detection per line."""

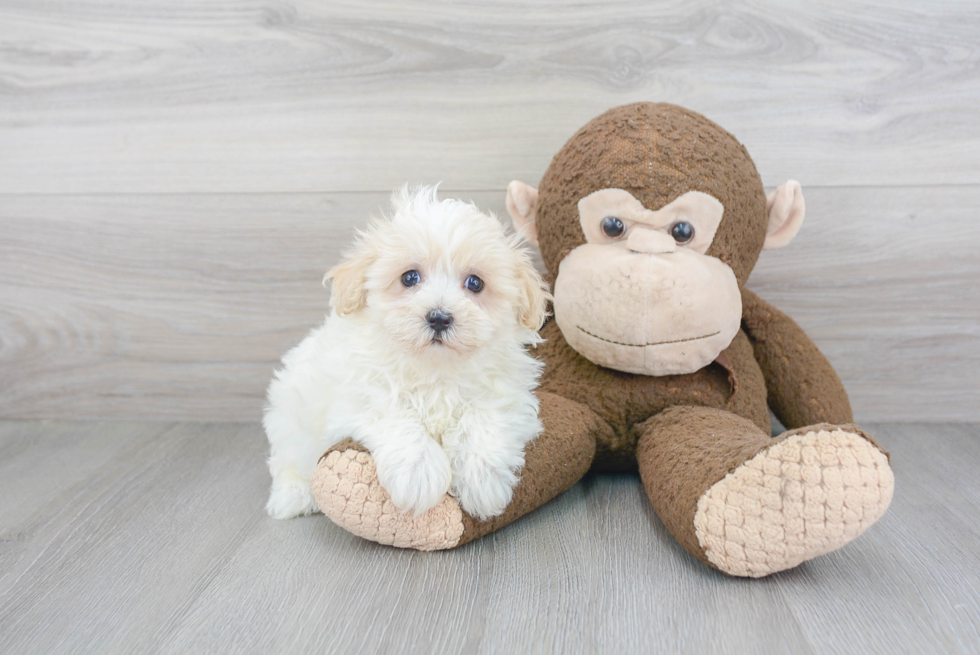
xmin=507 ymin=103 xmax=806 ymax=376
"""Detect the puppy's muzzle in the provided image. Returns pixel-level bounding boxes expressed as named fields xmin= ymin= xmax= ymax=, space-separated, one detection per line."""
xmin=426 ymin=309 xmax=453 ymax=335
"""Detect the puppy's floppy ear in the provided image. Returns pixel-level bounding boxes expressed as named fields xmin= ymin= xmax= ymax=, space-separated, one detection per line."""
xmin=506 ymin=181 xmax=539 ymax=247
xmin=324 ymin=240 xmax=375 ymax=316
xmin=513 ymin=246 xmax=551 ymax=331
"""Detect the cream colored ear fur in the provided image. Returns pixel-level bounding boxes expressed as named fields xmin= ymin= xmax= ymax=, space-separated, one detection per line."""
xmin=515 ymin=253 xmax=550 ymax=330
xmin=324 ymin=244 xmax=374 ymax=315
xmin=506 ymin=181 xmax=539 ymax=246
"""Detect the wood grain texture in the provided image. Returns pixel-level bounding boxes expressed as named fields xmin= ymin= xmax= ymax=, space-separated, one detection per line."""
xmin=1 ymin=0 xmax=979 ymax=193
xmin=1 ymin=1 xmax=977 ymax=421
xmin=0 ymin=420 xmax=977 ymax=654
xmin=2 ymin=187 xmax=977 ymax=422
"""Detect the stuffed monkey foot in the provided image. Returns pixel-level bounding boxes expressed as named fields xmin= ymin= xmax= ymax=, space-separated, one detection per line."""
xmin=693 ymin=426 xmax=893 ymax=577
xmin=311 ymin=391 xmax=601 ymax=551
xmin=312 ymin=440 xmax=466 ymax=551
xmin=637 ymin=406 xmax=894 ymax=578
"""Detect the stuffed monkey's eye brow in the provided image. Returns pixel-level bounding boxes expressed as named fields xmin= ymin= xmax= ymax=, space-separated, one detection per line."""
xmin=401 ymin=270 xmax=421 ymax=287
xmin=670 ymin=221 xmax=695 ymax=244
xmin=601 ymin=216 xmax=626 ymax=238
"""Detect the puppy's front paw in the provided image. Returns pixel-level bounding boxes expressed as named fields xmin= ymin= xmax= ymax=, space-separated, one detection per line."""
xmin=266 ymin=474 xmax=318 ymax=520
xmin=452 ymin=457 xmax=519 ymax=521
xmin=374 ymin=439 xmax=452 ymax=516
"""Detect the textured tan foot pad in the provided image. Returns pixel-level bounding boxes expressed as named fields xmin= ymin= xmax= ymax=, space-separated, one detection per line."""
xmin=311 ymin=449 xmax=464 ymax=551
xmin=694 ymin=429 xmax=894 ymax=577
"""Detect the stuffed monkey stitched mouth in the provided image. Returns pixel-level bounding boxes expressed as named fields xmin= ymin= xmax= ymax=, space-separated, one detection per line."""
xmin=311 ymin=103 xmax=894 ymax=577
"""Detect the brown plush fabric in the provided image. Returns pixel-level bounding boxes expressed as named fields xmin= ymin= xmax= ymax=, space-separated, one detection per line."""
xmin=635 ymin=406 xmax=776 ymax=568
xmin=535 ymin=103 xmax=768 ymax=286
xmin=456 ymin=391 xmax=602 ymax=546
xmin=723 ymin=329 xmax=771 ymax=433
xmin=535 ymin=320 xmax=770 ymax=471
xmin=635 ymin=410 xmax=890 ymax=571
xmin=741 ymin=288 xmax=854 ymax=429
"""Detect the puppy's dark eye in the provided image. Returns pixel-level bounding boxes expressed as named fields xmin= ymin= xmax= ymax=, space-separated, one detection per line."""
xmin=401 ymin=270 xmax=421 ymax=288
xmin=601 ymin=216 xmax=626 ymax=238
xmin=464 ymin=275 xmax=484 ymax=293
xmin=670 ymin=221 xmax=695 ymax=244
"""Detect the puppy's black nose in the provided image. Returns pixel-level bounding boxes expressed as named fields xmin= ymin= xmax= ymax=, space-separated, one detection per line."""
xmin=426 ymin=309 xmax=453 ymax=334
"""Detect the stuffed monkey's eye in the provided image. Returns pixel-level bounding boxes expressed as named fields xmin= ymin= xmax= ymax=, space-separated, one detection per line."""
xmin=670 ymin=221 xmax=695 ymax=244
xmin=601 ymin=216 xmax=626 ymax=238
xmin=401 ymin=270 xmax=421 ymax=288
xmin=464 ymin=275 xmax=484 ymax=293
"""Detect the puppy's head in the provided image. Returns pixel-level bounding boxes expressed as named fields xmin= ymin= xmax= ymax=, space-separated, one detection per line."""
xmin=325 ymin=186 xmax=550 ymax=358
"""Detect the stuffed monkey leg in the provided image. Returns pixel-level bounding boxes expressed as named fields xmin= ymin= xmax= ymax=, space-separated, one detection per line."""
xmin=311 ymin=391 xmax=605 ymax=551
xmin=636 ymin=406 xmax=893 ymax=577
xmin=740 ymin=288 xmax=854 ymax=429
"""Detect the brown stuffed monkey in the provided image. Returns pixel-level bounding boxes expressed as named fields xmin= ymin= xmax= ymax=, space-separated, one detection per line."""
xmin=311 ymin=103 xmax=894 ymax=577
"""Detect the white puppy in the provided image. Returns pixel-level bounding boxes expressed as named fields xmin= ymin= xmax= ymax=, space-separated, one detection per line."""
xmin=264 ymin=186 xmax=550 ymax=521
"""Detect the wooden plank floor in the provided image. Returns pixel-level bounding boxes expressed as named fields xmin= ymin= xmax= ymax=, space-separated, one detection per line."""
xmin=0 ymin=420 xmax=977 ymax=654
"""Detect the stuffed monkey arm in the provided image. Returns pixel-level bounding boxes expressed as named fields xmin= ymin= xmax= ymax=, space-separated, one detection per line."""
xmin=740 ymin=288 xmax=854 ymax=429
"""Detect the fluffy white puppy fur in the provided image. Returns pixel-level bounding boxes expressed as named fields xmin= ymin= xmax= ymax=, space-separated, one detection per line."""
xmin=264 ymin=186 xmax=550 ymax=521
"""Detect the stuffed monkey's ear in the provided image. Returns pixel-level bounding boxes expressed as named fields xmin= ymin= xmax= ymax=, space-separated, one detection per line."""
xmin=763 ymin=180 xmax=806 ymax=250
xmin=506 ymin=181 xmax=539 ymax=246
xmin=323 ymin=242 xmax=375 ymax=315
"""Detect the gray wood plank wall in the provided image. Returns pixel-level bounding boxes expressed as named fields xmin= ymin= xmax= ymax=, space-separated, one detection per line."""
xmin=1 ymin=1 xmax=978 ymax=421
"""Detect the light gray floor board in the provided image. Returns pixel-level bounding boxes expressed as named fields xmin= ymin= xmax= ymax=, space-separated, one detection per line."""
xmin=2 ymin=187 xmax=977 ymax=422
xmin=775 ymin=423 xmax=980 ymax=653
xmin=0 ymin=422 xmax=267 ymax=654
xmin=1 ymin=1 xmax=978 ymax=193
xmin=0 ymin=421 xmax=977 ymax=654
